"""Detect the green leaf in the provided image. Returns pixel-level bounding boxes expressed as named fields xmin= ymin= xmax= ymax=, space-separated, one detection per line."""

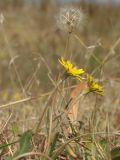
xmin=13 ymin=130 xmax=32 ymax=157
xmin=74 ymin=143 xmax=81 ymax=159
xmin=46 ymin=109 xmax=50 ymax=134
xmin=49 ymin=132 xmax=59 ymax=157
xmin=0 ymin=140 xmax=19 ymax=150
xmin=11 ymin=122 xmax=19 ymax=136
xmin=3 ymin=130 xmax=32 ymax=160
xmin=111 ymin=146 xmax=120 ymax=160
xmin=100 ymin=139 xmax=109 ymax=156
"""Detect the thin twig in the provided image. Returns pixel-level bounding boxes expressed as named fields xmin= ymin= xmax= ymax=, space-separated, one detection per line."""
xmin=0 ymin=92 xmax=51 ymax=109
xmin=12 ymin=152 xmax=52 ymax=160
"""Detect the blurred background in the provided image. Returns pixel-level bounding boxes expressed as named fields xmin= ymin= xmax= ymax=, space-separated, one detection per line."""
xmin=0 ymin=0 xmax=119 ymax=137
xmin=0 ymin=0 xmax=120 ymax=102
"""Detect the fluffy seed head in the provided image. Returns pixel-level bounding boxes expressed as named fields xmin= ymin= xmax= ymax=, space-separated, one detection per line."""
xmin=56 ymin=6 xmax=85 ymax=33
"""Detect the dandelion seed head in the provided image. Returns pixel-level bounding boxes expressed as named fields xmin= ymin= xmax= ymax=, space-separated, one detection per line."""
xmin=56 ymin=6 xmax=85 ymax=33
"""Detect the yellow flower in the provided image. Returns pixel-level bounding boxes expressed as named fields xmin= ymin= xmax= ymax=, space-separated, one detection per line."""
xmin=59 ymin=57 xmax=84 ymax=80
xmin=87 ymin=74 xmax=104 ymax=95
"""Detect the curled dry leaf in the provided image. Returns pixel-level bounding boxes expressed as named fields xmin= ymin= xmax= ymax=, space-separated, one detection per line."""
xmin=67 ymin=81 xmax=88 ymax=123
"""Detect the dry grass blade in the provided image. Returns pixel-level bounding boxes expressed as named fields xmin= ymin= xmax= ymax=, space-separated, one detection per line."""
xmin=12 ymin=152 xmax=52 ymax=160
xmin=35 ymin=80 xmax=63 ymax=133
xmin=0 ymin=92 xmax=51 ymax=109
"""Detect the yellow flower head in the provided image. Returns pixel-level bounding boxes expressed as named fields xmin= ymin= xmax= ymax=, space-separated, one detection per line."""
xmin=59 ymin=57 xmax=84 ymax=80
xmin=87 ymin=74 xmax=104 ymax=95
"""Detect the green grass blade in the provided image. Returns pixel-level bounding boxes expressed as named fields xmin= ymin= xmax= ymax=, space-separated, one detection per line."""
xmin=111 ymin=146 xmax=120 ymax=160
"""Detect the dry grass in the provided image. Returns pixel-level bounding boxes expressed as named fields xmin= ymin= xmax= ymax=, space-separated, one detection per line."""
xmin=0 ymin=1 xmax=120 ymax=159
